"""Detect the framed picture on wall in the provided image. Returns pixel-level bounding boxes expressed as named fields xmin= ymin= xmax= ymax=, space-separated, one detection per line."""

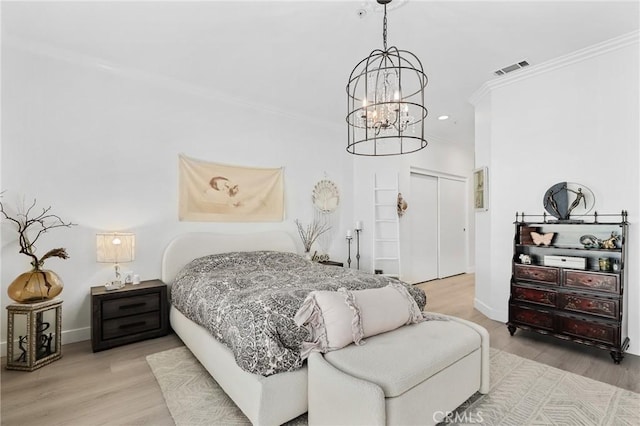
xmin=473 ymin=167 xmax=488 ymax=211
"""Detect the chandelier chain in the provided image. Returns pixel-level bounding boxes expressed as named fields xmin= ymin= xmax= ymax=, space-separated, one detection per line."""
xmin=382 ymin=4 xmax=388 ymax=51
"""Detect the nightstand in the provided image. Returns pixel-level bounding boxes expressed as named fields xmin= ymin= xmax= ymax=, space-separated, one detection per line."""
xmin=91 ymin=279 xmax=169 ymax=352
xmin=319 ymin=260 xmax=344 ymax=267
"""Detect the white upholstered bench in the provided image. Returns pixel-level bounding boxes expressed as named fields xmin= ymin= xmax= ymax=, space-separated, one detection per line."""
xmin=307 ymin=314 xmax=490 ymax=426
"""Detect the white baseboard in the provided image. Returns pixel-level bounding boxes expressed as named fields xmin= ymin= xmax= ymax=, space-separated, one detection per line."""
xmin=1 ymin=326 xmax=90 ymax=357
xmin=63 ymin=326 xmax=91 ymax=345
xmin=474 ymin=298 xmax=508 ymax=323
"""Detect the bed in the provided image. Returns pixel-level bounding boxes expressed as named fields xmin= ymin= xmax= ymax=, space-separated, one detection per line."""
xmin=162 ymin=231 xmax=426 ymax=425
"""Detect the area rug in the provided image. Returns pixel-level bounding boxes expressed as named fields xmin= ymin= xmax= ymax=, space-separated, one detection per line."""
xmin=147 ymin=346 xmax=639 ymax=426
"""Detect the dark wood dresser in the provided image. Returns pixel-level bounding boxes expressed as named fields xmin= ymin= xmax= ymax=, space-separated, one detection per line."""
xmin=91 ymin=279 xmax=169 ymax=352
xmin=508 ymin=212 xmax=629 ymax=363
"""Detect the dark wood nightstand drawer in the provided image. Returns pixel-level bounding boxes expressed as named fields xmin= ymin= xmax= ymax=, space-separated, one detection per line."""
xmin=102 ymin=293 xmax=160 ymax=320
xmin=91 ymin=279 xmax=169 ymax=352
xmin=102 ymin=311 xmax=162 ymax=340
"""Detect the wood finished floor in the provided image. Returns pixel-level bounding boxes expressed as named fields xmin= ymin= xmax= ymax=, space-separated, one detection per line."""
xmin=1 ymin=273 xmax=638 ymax=425
xmin=415 ymin=274 xmax=640 ymax=393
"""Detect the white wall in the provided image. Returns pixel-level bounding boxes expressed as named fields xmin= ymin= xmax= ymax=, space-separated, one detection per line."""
xmin=471 ymin=32 xmax=640 ymax=355
xmin=0 ymin=17 xmax=476 ymax=353
xmin=351 ymin=137 xmax=475 ymax=279
xmin=0 ymin=40 xmax=353 ymax=351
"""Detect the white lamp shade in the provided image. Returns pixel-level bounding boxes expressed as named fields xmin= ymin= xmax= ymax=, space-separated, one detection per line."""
xmin=96 ymin=233 xmax=135 ymax=263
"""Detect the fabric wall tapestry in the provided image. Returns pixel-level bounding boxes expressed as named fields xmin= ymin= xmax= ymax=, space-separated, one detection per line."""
xmin=178 ymin=154 xmax=284 ymax=222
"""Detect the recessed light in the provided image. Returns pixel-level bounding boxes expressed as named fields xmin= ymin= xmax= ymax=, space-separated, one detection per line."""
xmin=438 ymin=115 xmax=449 ymax=121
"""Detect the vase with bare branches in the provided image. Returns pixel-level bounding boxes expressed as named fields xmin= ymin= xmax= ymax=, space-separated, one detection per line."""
xmin=295 ymin=219 xmax=331 ymax=260
xmin=1 ymin=197 xmax=75 ymax=303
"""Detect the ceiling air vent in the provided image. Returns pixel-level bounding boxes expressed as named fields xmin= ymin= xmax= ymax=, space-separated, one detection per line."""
xmin=494 ymin=60 xmax=530 ymax=76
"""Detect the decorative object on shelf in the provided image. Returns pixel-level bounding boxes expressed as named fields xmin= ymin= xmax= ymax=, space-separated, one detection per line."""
xmin=519 ymin=254 xmax=532 ymax=265
xmin=580 ymin=234 xmax=601 ymax=249
xmin=355 ymin=220 xmax=363 ymax=270
xmin=346 ymin=231 xmax=353 ymax=268
xmin=612 ymin=259 xmax=621 ymax=272
xmin=1 ymin=197 xmax=74 ymax=303
xmin=178 ymin=154 xmax=284 ymax=222
xmin=295 ymin=219 xmax=331 ymax=259
xmin=346 ymin=0 xmax=428 ymax=156
xmin=104 ymin=281 xmax=125 ymax=291
xmin=519 ymin=226 xmax=538 ymax=245
xmin=530 ymin=231 xmax=555 ymax=246
xmin=312 ymin=180 xmax=340 ymax=213
xmin=544 ymin=255 xmax=586 ymax=270
xmin=542 ymin=182 xmax=595 ymax=222
xmin=598 ymin=257 xmax=612 ymax=272
xmin=473 ymin=167 xmax=488 ymax=211
xmin=397 ymin=193 xmax=408 ymax=217
xmin=96 ymin=232 xmax=136 ymax=289
xmin=6 ymin=299 xmax=62 ymax=371
xmin=600 ymin=232 xmax=620 ymax=250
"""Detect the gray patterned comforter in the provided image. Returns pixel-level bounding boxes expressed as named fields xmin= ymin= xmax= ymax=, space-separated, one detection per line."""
xmin=171 ymin=251 xmax=426 ymax=376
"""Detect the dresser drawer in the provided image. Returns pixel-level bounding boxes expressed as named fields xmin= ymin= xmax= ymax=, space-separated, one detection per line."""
xmin=558 ymin=293 xmax=619 ymax=320
xmin=512 ymin=285 xmax=556 ymax=307
xmin=102 ymin=311 xmax=161 ymax=340
xmin=558 ymin=316 xmax=619 ymax=346
xmin=509 ymin=304 xmax=554 ymax=331
xmin=102 ymin=293 xmax=160 ymax=320
xmin=514 ymin=264 xmax=559 ymax=286
xmin=564 ymin=271 xmax=620 ymax=294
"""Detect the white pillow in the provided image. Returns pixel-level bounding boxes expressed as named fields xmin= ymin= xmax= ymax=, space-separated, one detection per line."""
xmin=294 ymin=282 xmax=424 ymax=358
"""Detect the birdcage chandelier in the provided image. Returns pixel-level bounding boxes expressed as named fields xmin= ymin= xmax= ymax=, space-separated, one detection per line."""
xmin=346 ymin=0 xmax=428 ymax=156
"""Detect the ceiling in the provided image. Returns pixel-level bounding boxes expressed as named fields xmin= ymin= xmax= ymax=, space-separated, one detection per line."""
xmin=2 ymin=1 xmax=639 ymax=148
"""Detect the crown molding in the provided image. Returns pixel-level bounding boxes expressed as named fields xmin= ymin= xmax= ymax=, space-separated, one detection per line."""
xmin=2 ymin=35 xmax=342 ymax=130
xmin=423 ymin=131 xmax=467 ymax=148
xmin=469 ymin=30 xmax=639 ymax=106
xmin=4 ymin=34 xmax=473 ymax=149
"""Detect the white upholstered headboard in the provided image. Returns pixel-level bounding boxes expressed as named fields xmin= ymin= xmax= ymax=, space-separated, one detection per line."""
xmin=161 ymin=231 xmax=297 ymax=284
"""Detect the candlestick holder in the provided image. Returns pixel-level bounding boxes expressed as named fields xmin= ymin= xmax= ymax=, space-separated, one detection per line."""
xmin=355 ymin=229 xmax=362 ymax=270
xmin=346 ymin=235 xmax=353 ymax=268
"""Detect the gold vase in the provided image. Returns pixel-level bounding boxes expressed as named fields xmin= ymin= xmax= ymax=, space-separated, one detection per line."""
xmin=7 ymin=269 xmax=64 ymax=303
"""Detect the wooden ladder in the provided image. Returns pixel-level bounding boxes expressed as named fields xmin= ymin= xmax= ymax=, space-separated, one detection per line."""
xmin=373 ymin=173 xmax=401 ymax=278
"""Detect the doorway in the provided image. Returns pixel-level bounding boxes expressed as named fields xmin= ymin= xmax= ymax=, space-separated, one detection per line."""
xmin=407 ymin=171 xmax=467 ymax=282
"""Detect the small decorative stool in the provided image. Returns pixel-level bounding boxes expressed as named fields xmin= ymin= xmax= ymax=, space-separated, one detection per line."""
xmin=6 ymin=299 xmax=62 ymax=371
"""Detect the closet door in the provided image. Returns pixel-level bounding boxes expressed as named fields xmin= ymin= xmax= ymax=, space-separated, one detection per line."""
xmin=439 ymin=178 xmax=467 ymax=278
xmin=408 ymin=173 xmax=439 ymax=283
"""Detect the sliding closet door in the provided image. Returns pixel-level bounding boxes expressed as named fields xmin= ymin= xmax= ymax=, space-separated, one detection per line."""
xmin=439 ymin=177 xmax=467 ymax=278
xmin=408 ymin=173 xmax=439 ymax=283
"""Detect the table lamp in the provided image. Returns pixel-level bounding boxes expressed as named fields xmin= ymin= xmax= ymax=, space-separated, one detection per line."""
xmin=96 ymin=232 xmax=135 ymax=287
